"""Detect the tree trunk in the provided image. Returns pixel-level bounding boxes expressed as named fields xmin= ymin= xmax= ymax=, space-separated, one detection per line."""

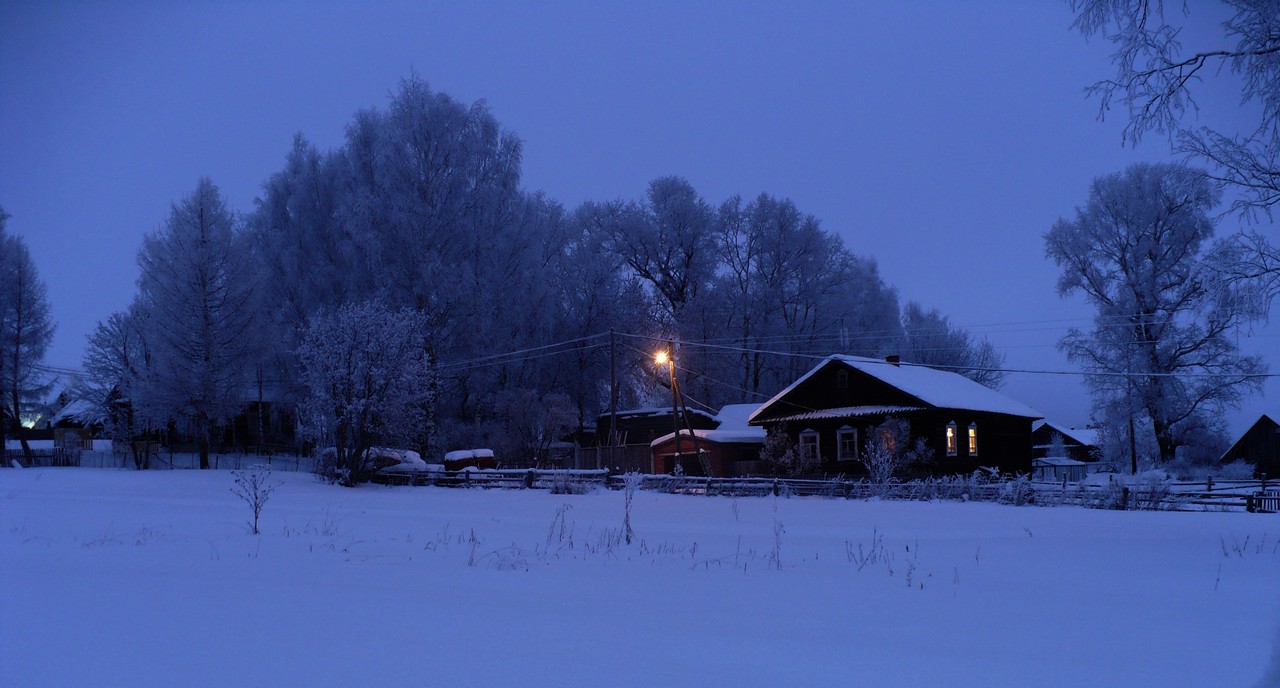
xmin=198 ymin=412 xmax=210 ymax=469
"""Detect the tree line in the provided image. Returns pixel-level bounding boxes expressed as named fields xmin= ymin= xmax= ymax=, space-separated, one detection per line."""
xmin=5 ymin=14 xmax=1278 ymax=478
xmin=2 ymin=76 xmax=1002 ymax=476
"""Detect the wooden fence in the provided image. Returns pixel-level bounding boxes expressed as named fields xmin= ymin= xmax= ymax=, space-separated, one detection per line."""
xmin=372 ymin=468 xmax=610 ymax=490
xmin=4 ymin=447 xmax=82 ymax=467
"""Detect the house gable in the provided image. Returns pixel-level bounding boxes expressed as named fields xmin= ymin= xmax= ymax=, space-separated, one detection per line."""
xmin=749 ymin=360 xmax=928 ymax=424
xmin=1220 ymin=414 xmax=1280 ymax=476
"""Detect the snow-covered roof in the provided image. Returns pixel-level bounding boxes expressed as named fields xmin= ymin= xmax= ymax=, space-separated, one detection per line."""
xmin=750 ymin=355 xmax=1042 ymax=423
xmin=605 ymin=406 xmax=717 ymax=421
xmin=48 ymin=398 xmax=103 ymax=426
xmin=766 ymin=405 xmax=926 ymax=424
xmin=1033 ymin=457 xmax=1087 ymax=467
xmin=444 ymin=448 xmax=494 ymax=461
xmin=1033 ymin=420 xmax=1099 ymax=447
xmin=650 ymin=427 xmax=766 ymax=447
xmin=714 ymin=403 xmax=762 ymax=431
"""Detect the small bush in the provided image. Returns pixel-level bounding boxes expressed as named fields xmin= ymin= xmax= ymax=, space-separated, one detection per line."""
xmin=998 ymin=475 xmax=1035 ymax=506
xmin=1217 ymin=460 xmax=1256 ymax=480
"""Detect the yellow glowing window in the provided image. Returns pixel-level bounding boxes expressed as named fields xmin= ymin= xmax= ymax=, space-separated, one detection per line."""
xmin=968 ymin=423 xmax=978 ymax=456
xmin=945 ymin=422 xmax=957 ymax=456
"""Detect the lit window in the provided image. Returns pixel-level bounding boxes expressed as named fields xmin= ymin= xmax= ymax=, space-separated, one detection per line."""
xmin=968 ymin=423 xmax=978 ymax=456
xmin=799 ymin=430 xmax=820 ymax=463
xmin=946 ymin=421 xmax=957 ymax=456
xmin=837 ymin=426 xmax=858 ymax=462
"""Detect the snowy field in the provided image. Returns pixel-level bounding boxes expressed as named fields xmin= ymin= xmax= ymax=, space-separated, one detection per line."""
xmin=2 ymin=468 xmax=1278 ymax=687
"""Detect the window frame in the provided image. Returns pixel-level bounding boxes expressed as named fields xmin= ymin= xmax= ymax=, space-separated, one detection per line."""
xmin=946 ymin=421 xmax=957 ymax=457
xmin=837 ymin=426 xmax=859 ymax=462
xmin=799 ymin=429 xmax=820 ymax=463
xmin=968 ymin=422 xmax=978 ymax=456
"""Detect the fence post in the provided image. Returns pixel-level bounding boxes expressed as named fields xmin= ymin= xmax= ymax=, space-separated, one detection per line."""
xmin=1247 ymin=494 xmax=1256 ymax=513
xmin=1120 ymin=486 xmax=1130 ymax=511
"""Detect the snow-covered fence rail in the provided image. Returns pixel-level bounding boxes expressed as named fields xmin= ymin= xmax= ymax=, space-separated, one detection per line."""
xmin=372 ymin=468 xmax=610 ymax=490
xmin=609 ymin=474 xmax=1012 ymax=501
xmin=598 ymin=473 xmax=1275 ymax=513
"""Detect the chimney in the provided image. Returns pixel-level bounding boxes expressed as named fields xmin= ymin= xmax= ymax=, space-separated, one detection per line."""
xmin=885 ymin=355 xmax=900 ymax=367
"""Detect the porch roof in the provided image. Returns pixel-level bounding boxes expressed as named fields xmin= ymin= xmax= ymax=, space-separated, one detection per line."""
xmin=766 ymin=405 xmax=925 ymax=424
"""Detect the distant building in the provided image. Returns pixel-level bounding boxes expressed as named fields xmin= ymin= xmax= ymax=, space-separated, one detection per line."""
xmin=1031 ymin=420 xmax=1099 ymax=463
xmin=650 ymin=403 xmax=765 ymax=477
xmin=1220 ymin=414 xmax=1280 ymax=478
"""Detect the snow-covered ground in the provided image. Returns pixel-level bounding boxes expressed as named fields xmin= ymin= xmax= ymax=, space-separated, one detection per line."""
xmin=2 ymin=468 xmax=1277 ymax=687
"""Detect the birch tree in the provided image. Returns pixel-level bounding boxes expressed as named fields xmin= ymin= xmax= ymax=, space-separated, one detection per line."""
xmin=82 ymin=300 xmax=154 ymax=468
xmin=1045 ymin=163 xmax=1266 ymax=465
xmin=137 ymin=179 xmax=261 ymax=469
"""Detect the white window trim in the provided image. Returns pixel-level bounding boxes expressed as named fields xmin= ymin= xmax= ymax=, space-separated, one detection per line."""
xmin=968 ymin=422 xmax=978 ymax=457
xmin=799 ymin=429 xmax=820 ymax=463
xmin=837 ymin=426 xmax=858 ymax=462
xmin=946 ymin=421 xmax=957 ymax=457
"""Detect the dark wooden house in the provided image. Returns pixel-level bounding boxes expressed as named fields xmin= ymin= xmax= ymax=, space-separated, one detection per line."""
xmin=595 ymin=407 xmax=719 ymax=447
xmin=1031 ymin=421 xmax=1099 ymax=463
xmin=650 ymin=404 xmax=764 ymax=477
xmin=583 ymin=407 xmax=720 ymax=472
xmin=1220 ymin=414 xmax=1280 ymax=478
xmin=748 ymin=355 xmax=1042 ymax=476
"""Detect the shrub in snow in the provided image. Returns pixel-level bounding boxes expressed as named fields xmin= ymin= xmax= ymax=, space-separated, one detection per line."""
xmin=549 ymin=473 xmax=593 ymax=495
xmin=998 ymin=475 xmax=1035 ymax=506
xmin=759 ymin=424 xmax=812 ymax=477
xmin=861 ymin=417 xmax=932 ymax=490
xmin=231 ymin=465 xmax=278 ymax=535
xmin=1131 ymin=473 xmax=1173 ymax=511
xmin=1218 ymin=460 xmax=1256 ymax=480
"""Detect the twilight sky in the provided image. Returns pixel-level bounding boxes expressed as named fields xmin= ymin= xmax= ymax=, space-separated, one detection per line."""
xmin=1 ymin=1 xmax=1275 ymax=434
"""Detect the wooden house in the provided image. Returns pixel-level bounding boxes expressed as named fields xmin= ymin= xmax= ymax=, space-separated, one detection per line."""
xmin=748 ymin=355 xmax=1041 ymax=476
xmin=650 ymin=404 xmax=765 ymax=477
xmin=595 ymin=407 xmax=719 ymax=447
xmin=1220 ymin=414 xmax=1280 ymax=478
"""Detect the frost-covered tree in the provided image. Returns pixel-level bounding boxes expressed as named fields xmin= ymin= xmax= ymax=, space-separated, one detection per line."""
xmin=551 ymin=204 xmax=653 ymax=429
xmin=1070 ymin=0 xmax=1280 ymax=312
xmin=0 ymin=207 xmax=55 ymax=462
xmin=899 ymin=302 xmax=1006 ymax=388
xmin=1045 ymin=163 xmax=1266 ymax=465
xmin=296 ymin=302 xmax=432 ymax=485
xmin=600 ymin=187 xmax=902 ymax=410
xmin=137 ymin=179 xmax=261 ymax=469
xmin=492 ymin=388 xmax=577 ymax=467
xmin=600 ymin=177 xmax=719 ymax=326
xmin=861 ymin=416 xmax=932 ymax=485
xmin=82 ymin=300 xmax=155 ymax=468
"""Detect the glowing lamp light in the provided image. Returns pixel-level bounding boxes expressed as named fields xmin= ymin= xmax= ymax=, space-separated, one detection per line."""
xmin=655 ymin=350 xmax=670 ymax=366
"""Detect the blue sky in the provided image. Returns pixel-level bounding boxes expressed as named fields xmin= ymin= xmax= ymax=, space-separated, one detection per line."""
xmin=1 ymin=1 xmax=1274 ymax=434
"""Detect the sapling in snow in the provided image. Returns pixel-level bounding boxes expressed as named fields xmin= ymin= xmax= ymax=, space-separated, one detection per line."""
xmin=231 ymin=464 xmax=278 ymax=535
xmin=622 ymin=472 xmax=643 ymax=545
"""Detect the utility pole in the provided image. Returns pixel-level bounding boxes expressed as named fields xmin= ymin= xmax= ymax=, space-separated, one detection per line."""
xmin=666 ymin=341 xmax=680 ymax=474
xmin=609 ymin=329 xmax=617 ymax=471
